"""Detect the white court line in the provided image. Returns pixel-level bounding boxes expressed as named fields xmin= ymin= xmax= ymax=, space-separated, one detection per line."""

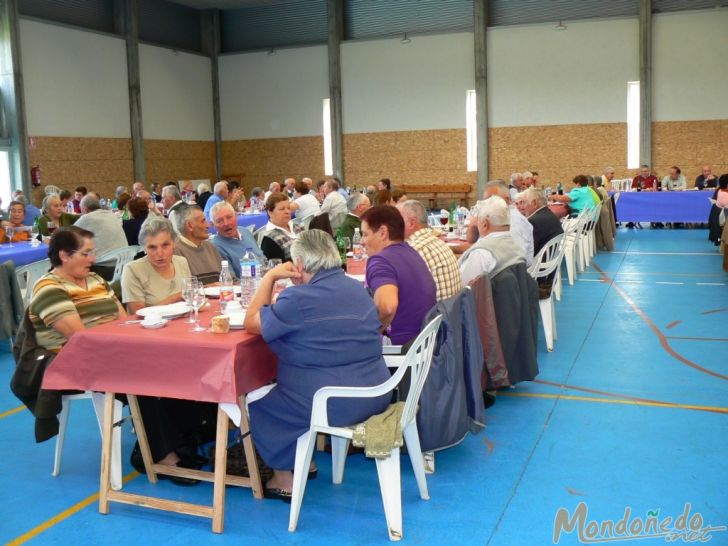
xmin=609 ymin=251 xmax=717 ymax=256
xmin=618 ymin=280 xmax=643 ymax=284
xmin=655 ymin=281 xmax=684 ymax=285
xmin=696 ymin=282 xmax=726 ymax=286
xmin=578 ymin=279 xmax=603 ymax=282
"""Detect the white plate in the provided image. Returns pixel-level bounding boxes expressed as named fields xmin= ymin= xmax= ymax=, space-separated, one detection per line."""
xmin=137 ymin=303 xmax=190 ymax=319
xmin=204 ymin=286 xmax=242 ymax=298
xmin=141 ymin=319 xmax=168 ymax=329
xmin=227 ymin=312 xmax=246 ymax=329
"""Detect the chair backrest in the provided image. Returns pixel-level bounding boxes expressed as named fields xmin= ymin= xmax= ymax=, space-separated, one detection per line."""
xmin=44 ymin=185 xmax=61 ymax=196
xmin=16 ymin=258 xmax=52 ymax=306
xmin=96 ymin=246 xmax=139 ymax=284
xmin=253 ymin=227 xmax=268 ymax=245
xmin=291 ymin=213 xmax=316 ymax=233
xmin=528 ymin=234 xmax=564 ymax=279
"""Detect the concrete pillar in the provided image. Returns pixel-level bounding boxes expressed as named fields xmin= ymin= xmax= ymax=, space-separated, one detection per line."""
xmin=639 ymin=0 xmax=652 ymax=168
xmin=124 ymin=0 xmax=145 ymax=182
xmin=327 ymin=0 xmax=344 ymax=183
xmin=473 ymin=0 xmax=489 ymax=200
xmin=201 ymin=10 xmax=222 ymax=181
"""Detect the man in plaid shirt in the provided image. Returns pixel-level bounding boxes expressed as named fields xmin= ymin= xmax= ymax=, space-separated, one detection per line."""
xmin=397 ymin=200 xmax=463 ymax=301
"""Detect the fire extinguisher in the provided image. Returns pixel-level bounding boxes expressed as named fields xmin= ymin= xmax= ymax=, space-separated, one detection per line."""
xmin=31 ymin=165 xmax=41 ymax=188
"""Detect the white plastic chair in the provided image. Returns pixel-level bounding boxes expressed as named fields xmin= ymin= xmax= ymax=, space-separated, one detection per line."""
xmin=561 ymin=216 xmax=582 ymax=284
xmin=253 ymin=227 xmax=269 ymax=245
xmin=44 ymin=185 xmax=61 ymax=196
xmin=15 ymin=258 xmax=51 ymax=306
xmin=529 ymin=234 xmax=565 ymax=352
xmin=288 ymin=315 xmax=443 ymax=541
xmin=96 ymin=245 xmax=139 ymax=284
xmin=54 ymin=392 xmax=124 ymax=491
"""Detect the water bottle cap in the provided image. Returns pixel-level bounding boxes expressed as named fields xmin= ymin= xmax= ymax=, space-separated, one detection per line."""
xmin=221 ymin=260 xmax=228 ymax=266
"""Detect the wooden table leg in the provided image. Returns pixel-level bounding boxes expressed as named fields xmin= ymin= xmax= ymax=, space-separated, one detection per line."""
xmin=239 ymin=395 xmax=263 ymax=499
xmin=127 ymin=395 xmax=157 ymax=483
xmin=99 ymin=392 xmax=115 ymax=514
xmin=211 ymin=406 xmax=229 ymax=533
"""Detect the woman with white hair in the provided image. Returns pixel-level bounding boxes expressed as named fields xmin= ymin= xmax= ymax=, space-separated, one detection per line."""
xmin=37 ymin=194 xmax=78 ymax=236
xmin=244 ymin=229 xmax=391 ymax=501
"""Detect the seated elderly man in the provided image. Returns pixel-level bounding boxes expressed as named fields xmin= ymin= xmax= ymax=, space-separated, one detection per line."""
xmin=472 ymin=180 xmax=533 ymax=266
xmin=172 ymin=205 xmax=222 ymax=285
xmin=202 ymin=181 xmax=230 ymax=221
xmin=360 ymin=205 xmax=436 ymax=345
xmin=264 ymin=181 xmax=281 ymax=203
xmin=662 ymin=166 xmax=687 ymax=191
xmin=161 ymin=184 xmax=187 ymax=222
xmin=337 ymin=192 xmax=371 ymax=240
xmin=319 ymin=179 xmax=348 ymax=230
xmin=459 ymin=197 xmax=526 ymax=285
xmin=74 ymin=194 xmax=128 ymax=280
xmin=210 ymin=201 xmax=263 ymax=278
xmin=517 ymin=188 xmax=564 ymax=256
xmin=396 ymin=199 xmax=462 ymax=301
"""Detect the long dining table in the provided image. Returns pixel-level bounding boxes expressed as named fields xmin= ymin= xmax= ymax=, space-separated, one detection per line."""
xmin=42 ymin=307 xmax=278 ymax=533
xmin=0 ymin=241 xmax=49 ymax=267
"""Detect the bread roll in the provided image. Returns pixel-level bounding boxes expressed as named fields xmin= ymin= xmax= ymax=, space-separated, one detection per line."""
xmin=211 ymin=315 xmax=230 ymax=334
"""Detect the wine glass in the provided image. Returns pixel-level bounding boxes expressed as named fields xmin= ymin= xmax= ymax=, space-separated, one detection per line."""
xmin=189 ymin=285 xmax=207 ymax=332
xmin=5 ymin=226 xmax=14 ymax=247
xmin=47 ymin=221 xmax=57 ymax=235
xmin=181 ymin=277 xmax=199 ymax=323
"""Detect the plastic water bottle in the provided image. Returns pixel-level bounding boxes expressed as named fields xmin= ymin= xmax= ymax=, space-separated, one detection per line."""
xmin=218 ymin=260 xmax=234 ymax=312
xmin=239 ymin=248 xmax=260 ymax=308
xmin=66 ymin=201 xmax=75 ymax=214
xmin=352 ymin=228 xmax=363 ymax=261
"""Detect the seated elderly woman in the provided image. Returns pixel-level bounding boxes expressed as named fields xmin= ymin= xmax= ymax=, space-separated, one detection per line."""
xmin=244 ymin=229 xmax=391 ymax=500
xmin=29 ymin=226 xmax=125 ymax=353
xmin=37 ymin=194 xmax=78 ymax=237
xmin=260 ymin=193 xmax=297 ymax=262
xmin=360 ymin=205 xmax=436 ymax=346
xmin=121 ymin=216 xmax=191 ymax=314
xmin=0 ymin=200 xmax=31 ymax=242
xmin=120 ymin=215 xmax=216 ymax=484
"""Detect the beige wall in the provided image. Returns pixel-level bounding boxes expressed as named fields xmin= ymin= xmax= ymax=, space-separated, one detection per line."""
xmin=28 ymin=137 xmax=215 ymax=205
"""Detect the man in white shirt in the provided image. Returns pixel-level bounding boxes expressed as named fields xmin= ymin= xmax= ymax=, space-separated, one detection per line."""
xmin=264 ymin=181 xmax=281 ymax=203
xmin=319 ymin=179 xmax=348 ymax=230
xmin=481 ymin=180 xmax=534 ymax=266
xmin=459 ymin=197 xmax=526 ymax=285
xmin=74 ymin=194 xmax=128 ymax=280
xmin=662 ymin=166 xmax=687 ymax=191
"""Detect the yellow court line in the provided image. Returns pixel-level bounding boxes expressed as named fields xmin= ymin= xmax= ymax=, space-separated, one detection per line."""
xmin=499 ymin=392 xmax=728 ymax=414
xmin=7 ymin=471 xmax=140 ymax=546
xmin=0 ymin=405 xmax=26 ymax=420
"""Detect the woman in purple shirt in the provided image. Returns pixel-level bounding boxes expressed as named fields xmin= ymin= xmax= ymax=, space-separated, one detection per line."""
xmin=360 ymin=205 xmax=436 ymax=345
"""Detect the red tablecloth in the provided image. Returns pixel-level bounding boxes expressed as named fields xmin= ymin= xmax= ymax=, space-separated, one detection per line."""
xmin=42 ymin=309 xmax=278 ymax=403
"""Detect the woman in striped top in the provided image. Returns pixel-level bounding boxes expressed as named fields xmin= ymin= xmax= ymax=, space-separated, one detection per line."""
xmin=29 ymin=226 xmax=124 ymax=353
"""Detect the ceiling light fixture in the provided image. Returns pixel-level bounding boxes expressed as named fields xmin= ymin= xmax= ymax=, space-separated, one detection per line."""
xmin=555 ymin=20 xmax=567 ymax=31
xmin=400 ymin=32 xmax=411 ymax=44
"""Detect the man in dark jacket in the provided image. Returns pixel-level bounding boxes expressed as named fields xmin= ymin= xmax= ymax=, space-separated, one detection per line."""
xmin=516 ymin=187 xmax=564 ymax=256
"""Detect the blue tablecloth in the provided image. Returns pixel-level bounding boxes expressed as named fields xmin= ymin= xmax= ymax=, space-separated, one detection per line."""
xmin=614 ymin=191 xmax=714 ymax=222
xmin=0 ymin=241 xmax=49 ymax=267
xmin=208 ymin=212 xmax=268 ymax=234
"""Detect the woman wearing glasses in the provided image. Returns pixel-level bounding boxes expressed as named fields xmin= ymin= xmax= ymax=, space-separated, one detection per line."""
xmin=29 ymin=226 xmax=125 ymax=354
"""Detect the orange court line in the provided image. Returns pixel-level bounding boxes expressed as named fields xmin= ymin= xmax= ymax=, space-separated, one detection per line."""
xmin=6 ymin=471 xmax=141 ymax=545
xmin=0 ymin=405 xmax=26 ymax=420
xmin=591 ymin=261 xmax=728 ymax=382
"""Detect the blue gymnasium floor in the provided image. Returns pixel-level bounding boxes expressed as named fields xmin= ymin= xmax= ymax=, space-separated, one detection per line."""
xmin=1 ymin=228 xmax=727 ymax=545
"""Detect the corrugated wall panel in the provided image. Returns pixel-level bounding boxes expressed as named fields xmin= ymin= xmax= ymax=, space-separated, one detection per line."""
xmin=654 ymin=0 xmax=727 ymax=13
xmin=221 ymin=0 xmax=327 ymax=52
xmin=490 ymin=0 xmax=637 ymax=27
xmin=139 ymin=0 xmax=202 ymax=52
xmin=345 ymin=0 xmax=473 ymax=40
xmin=18 ymin=0 xmax=114 ymax=33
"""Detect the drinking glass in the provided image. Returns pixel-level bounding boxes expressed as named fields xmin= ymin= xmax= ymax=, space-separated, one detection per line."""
xmin=341 ymin=237 xmax=351 ymax=252
xmin=5 ymin=226 xmax=14 ymax=247
xmin=190 ymin=285 xmax=207 ymax=332
xmin=30 ymin=224 xmax=40 ymax=247
xmin=47 ymin=221 xmax=57 ymax=235
xmin=181 ymin=277 xmax=199 ymax=323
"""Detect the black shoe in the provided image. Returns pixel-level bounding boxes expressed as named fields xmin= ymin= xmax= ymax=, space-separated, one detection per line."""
xmin=483 ymin=391 xmax=496 ymax=409
xmin=626 ymin=222 xmax=635 ymax=229
xmin=264 ymin=487 xmax=292 ymax=503
xmin=158 ymin=469 xmax=200 ymax=487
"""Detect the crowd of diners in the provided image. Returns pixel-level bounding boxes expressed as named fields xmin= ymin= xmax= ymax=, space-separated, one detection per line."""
xmin=9 ymin=168 xmax=728 ymax=498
